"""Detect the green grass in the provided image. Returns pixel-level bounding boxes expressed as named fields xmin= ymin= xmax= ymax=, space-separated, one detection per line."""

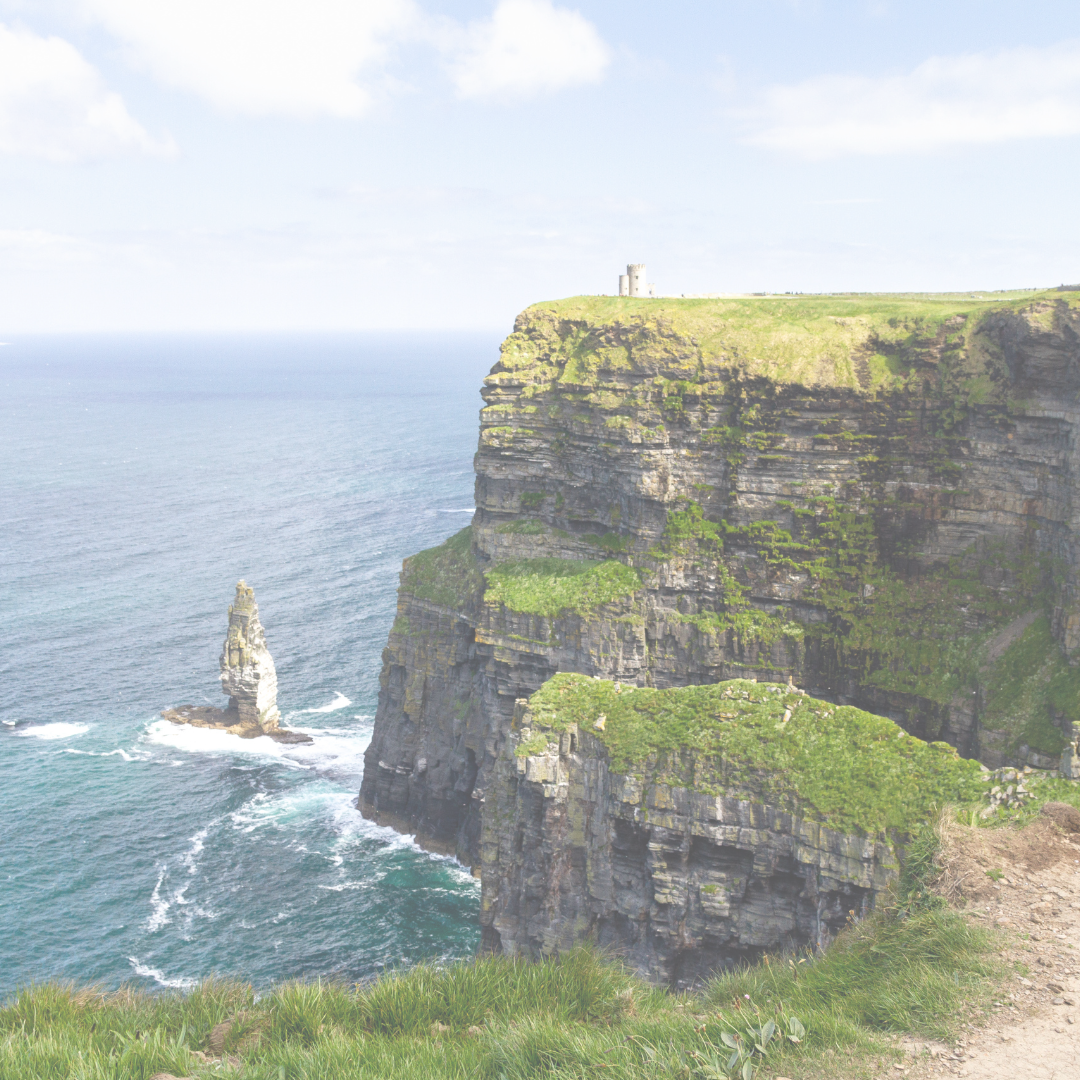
xmin=524 ymin=675 xmax=989 ymax=835
xmin=0 ymin=905 xmax=1001 ymax=1080
xmin=485 ymin=558 xmax=642 ymax=618
xmin=400 ymin=526 xmax=483 ymax=610
xmin=979 ymin=615 xmax=1079 ymax=755
xmin=514 ymin=291 xmax=1071 ymax=393
xmin=495 ymin=518 xmax=547 ymax=535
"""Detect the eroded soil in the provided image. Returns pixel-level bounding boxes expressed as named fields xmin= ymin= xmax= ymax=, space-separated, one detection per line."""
xmin=894 ymin=806 xmax=1080 ymax=1080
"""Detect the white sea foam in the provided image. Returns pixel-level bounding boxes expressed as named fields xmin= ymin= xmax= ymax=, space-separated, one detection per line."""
xmin=300 ymin=692 xmax=352 ymax=714
xmin=229 ymin=786 xmax=349 ymax=834
xmin=14 ymin=722 xmax=91 ymax=740
xmin=142 ymin=719 xmax=310 ymax=768
xmin=437 ymin=508 xmax=475 ymax=513
xmin=128 ymin=958 xmax=196 ymax=990
xmin=288 ymin=733 xmax=371 ymax=773
xmin=145 ymin=867 xmax=171 ymax=932
xmin=62 ymin=747 xmax=140 ymax=761
xmin=1 ymin=720 xmax=15 ymax=727
xmin=352 ymin=714 xmax=373 ymax=722
xmin=183 ymin=827 xmax=209 ymax=875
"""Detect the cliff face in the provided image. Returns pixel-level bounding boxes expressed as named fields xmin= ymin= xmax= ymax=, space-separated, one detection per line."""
xmin=360 ymin=293 xmax=1080 ymax=875
xmin=478 ymin=674 xmax=983 ymax=986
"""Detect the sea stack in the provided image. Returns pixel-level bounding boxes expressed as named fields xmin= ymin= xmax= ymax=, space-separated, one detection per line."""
xmin=163 ymin=581 xmax=311 ymax=744
xmin=220 ymin=580 xmax=281 ymax=730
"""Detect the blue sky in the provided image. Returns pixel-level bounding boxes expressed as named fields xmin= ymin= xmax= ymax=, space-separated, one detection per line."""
xmin=2 ymin=0 xmax=1080 ymax=331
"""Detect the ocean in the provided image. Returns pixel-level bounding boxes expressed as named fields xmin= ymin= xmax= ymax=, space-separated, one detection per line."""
xmin=0 ymin=332 xmax=501 ymax=994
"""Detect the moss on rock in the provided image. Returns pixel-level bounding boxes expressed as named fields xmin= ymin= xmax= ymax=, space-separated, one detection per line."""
xmin=400 ymin=527 xmax=483 ymax=610
xmin=485 ymin=558 xmax=642 ymax=618
xmin=980 ymin=616 xmax=1078 ymax=755
xmin=525 ymin=673 xmax=989 ymax=836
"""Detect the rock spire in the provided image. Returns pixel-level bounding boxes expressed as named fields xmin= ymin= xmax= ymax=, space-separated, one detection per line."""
xmin=162 ymin=581 xmax=311 ymax=744
xmin=220 ymin=580 xmax=281 ymax=730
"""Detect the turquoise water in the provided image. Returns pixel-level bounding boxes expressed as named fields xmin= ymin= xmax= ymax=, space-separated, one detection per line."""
xmin=0 ymin=333 xmax=499 ymax=994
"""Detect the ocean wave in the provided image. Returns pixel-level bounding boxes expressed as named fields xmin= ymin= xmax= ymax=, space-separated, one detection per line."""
xmin=145 ymin=867 xmax=171 ymax=932
xmin=62 ymin=747 xmax=140 ymax=762
xmin=128 ymin=958 xmax=196 ymax=990
xmin=352 ymin=714 xmax=373 ymax=722
xmin=279 ymin=732 xmax=372 ymax=777
xmin=299 ymin=692 xmax=352 ymax=714
xmin=229 ymin=787 xmax=350 ymax=834
xmin=142 ymin=719 xmax=312 ymax=769
xmin=13 ymin=722 xmax=91 ymax=740
xmin=182 ymin=827 xmax=209 ymax=875
xmin=437 ymin=508 xmax=475 ymax=513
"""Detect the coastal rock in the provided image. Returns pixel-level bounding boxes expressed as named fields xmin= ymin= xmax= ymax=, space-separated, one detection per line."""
xmin=220 ymin=580 xmax=281 ymax=729
xmin=360 ymin=294 xmax=1080 ymax=881
xmin=163 ymin=581 xmax=311 ymax=744
xmin=476 ymin=678 xmax=976 ymax=987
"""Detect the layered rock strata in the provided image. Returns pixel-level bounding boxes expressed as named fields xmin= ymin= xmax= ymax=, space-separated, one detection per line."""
xmin=479 ymin=674 xmax=984 ymax=986
xmin=361 ymin=293 xmax=1080 ymax=877
xmin=164 ymin=581 xmax=311 ymax=744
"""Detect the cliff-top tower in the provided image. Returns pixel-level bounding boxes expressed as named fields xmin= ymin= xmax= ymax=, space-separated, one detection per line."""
xmin=619 ymin=263 xmax=655 ymax=297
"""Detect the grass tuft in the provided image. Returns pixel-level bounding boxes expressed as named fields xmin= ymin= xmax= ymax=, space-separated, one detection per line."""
xmin=485 ymin=558 xmax=641 ymax=618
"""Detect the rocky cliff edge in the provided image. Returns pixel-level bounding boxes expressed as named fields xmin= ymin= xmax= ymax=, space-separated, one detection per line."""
xmin=360 ymin=292 xmax=1080 ymax=882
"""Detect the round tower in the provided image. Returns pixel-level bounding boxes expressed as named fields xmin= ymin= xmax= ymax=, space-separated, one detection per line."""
xmin=628 ymin=263 xmax=646 ymax=297
xmin=618 ymin=274 xmax=629 ymax=296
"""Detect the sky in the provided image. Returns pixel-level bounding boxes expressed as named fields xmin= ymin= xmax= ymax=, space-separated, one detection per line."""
xmin=2 ymin=0 xmax=1080 ymax=331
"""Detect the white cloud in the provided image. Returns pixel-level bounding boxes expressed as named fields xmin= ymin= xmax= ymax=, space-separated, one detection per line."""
xmin=82 ymin=0 xmax=418 ymax=117
xmin=0 ymin=22 xmax=170 ymax=162
xmin=746 ymin=40 xmax=1080 ymax=157
xmin=448 ymin=0 xmax=610 ymax=100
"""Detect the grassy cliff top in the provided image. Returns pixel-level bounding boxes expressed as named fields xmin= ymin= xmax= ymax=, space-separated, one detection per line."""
xmin=498 ymin=290 xmax=1079 ymax=393
xmin=524 ymin=674 xmax=989 ymax=835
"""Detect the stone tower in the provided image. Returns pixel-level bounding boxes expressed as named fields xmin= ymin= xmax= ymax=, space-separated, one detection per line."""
xmin=627 ymin=263 xmax=646 ymax=297
xmin=220 ymin=580 xmax=281 ymax=730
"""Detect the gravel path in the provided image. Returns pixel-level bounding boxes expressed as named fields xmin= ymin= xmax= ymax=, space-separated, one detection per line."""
xmin=898 ymin=811 xmax=1080 ymax=1080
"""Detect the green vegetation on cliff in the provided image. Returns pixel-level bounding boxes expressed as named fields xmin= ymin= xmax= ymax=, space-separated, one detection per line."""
xmin=525 ymin=674 xmax=988 ymax=835
xmin=520 ymin=291 xmax=1068 ymax=394
xmin=485 ymin=557 xmax=641 ymax=618
xmin=400 ymin=527 xmax=483 ymax=610
xmin=655 ymin=498 xmax=1074 ymax=754
xmin=980 ymin=616 xmax=1079 ymax=756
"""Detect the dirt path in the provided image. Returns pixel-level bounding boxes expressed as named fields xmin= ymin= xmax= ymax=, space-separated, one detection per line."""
xmin=895 ymin=809 xmax=1080 ymax=1080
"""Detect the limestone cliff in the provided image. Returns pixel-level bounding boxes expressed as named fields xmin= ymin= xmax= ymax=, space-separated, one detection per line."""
xmin=360 ymin=292 xmax=1080 ymax=875
xmin=164 ymin=581 xmax=311 ymax=744
xmin=479 ymin=674 xmax=984 ymax=986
